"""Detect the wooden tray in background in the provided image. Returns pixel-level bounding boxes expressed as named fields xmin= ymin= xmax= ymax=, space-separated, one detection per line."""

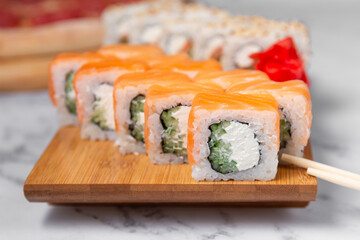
xmin=24 ymin=127 xmax=317 ymax=207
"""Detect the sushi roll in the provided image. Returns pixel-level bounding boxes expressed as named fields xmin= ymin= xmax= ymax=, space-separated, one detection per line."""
xmin=160 ymin=3 xmax=230 ymax=56
xmin=187 ymin=92 xmax=280 ymax=181
xmin=151 ymin=59 xmax=222 ymax=79
xmin=160 ymin=18 xmax=195 ymax=56
xmin=48 ymin=52 xmax=113 ymax=126
xmin=101 ymin=0 xmax=180 ymax=45
xmin=144 ymin=83 xmax=221 ymax=165
xmin=102 ymin=1 xmax=152 ymax=45
xmin=97 ymin=44 xmax=164 ymax=60
xmin=192 ymin=20 xmax=235 ymax=61
xmin=128 ymin=1 xmax=183 ymax=46
xmin=221 ymin=18 xmax=310 ymax=70
xmin=227 ymin=80 xmax=312 ymax=157
xmin=194 ymin=69 xmax=270 ymax=90
xmin=74 ymin=60 xmax=147 ymax=141
xmin=113 ymin=71 xmax=192 ymax=155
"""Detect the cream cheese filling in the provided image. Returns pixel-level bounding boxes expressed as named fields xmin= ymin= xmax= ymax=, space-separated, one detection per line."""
xmin=221 ymin=121 xmax=260 ymax=171
xmin=172 ymin=106 xmax=191 ymax=150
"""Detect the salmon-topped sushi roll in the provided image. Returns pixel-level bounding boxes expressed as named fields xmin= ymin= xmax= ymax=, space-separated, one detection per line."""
xmin=113 ymin=71 xmax=192 ymax=155
xmin=48 ymin=52 xmax=114 ymax=126
xmin=144 ymin=83 xmax=221 ymax=165
xmin=188 ymin=93 xmax=279 ymax=181
xmin=151 ymin=59 xmax=222 ymax=79
xmin=74 ymin=60 xmax=147 ymax=141
xmin=194 ymin=69 xmax=270 ymax=90
xmin=227 ymin=80 xmax=312 ymax=157
xmin=98 ymin=44 xmax=164 ymax=60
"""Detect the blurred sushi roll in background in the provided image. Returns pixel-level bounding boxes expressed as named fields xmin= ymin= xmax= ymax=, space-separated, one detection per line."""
xmin=192 ymin=20 xmax=234 ymax=61
xmin=102 ymin=1 xmax=153 ymax=45
xmin=222 ymin=18 xmax=310 ymax=70
xmin=188 ymin=93 xmax=280 ymax=181
xmin=227 ymin=80 xmax=312 ymax=157
xmin=160 ymin=3 xmax=230 ymax=56
xmin=73 ymin=60 xmax=147 ymax=140
xmin=101 ymin=0 xmax=310 ymax=71
xmin=113 ymin=71 xmax=192 ymax=155
xmin=48 ymin=52 xmax=114 ymax=126
xmin=144 ymin=83 xmax=221 ymax=165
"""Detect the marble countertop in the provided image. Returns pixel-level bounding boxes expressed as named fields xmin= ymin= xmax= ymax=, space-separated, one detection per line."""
xmin=1 ymin=0 xmax=360 ymax=239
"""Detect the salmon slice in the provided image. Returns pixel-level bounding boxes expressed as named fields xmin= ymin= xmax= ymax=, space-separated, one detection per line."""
xmin=194 ymin=69 xmax=271 ymax=90
xmin=150 ymin=59 xmax=222 ymax=79
xmin=145 ymin=53 xmax=191 ymax=67
xmin=98 ymin=44 xmax=164 ymax=59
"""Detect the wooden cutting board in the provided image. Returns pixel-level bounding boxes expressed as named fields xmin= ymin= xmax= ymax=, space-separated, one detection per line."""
xmin=24 ymin=126 xmax=317 ymax=207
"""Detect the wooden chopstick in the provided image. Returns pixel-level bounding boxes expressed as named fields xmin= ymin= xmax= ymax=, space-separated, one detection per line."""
xmin=307 ymin=168 xmax=360 ymax=191
xmin=281 ymin=153 xmax=360 ymax=191
xmin=281 ymin=153 xmax=360 ymax=181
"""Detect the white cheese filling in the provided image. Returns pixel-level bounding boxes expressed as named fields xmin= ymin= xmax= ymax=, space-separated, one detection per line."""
xmin=234 ymin=44 xmax=262 ymax=68
xmin=167 ymin=34 xmax=189 ymax=55
xmin=67 ymin=88 xmax=76 ymax=102
xmin=141 ymin=25 xmax=163 ymax=44
xmin=137 ymin=98 xmax=145 ymax=126
xmin=172 ymin=106 xmax=191 ymax=149
xmin=204 ymin=35 xmax=224 ymax=59
xmin=221 ymin=121 xmax=260 ymax=171
xmin=93 ymin=84 xmax=115 ymax=130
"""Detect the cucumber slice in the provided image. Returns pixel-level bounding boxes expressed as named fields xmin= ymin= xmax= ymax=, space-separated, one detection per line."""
xmin=280 ymin=118 xmax=291 ymax=149
xmin=65 ymin=71 xmax=76 ymax=115
xmin=91 ymin=102 xmax=109 ymax=130
xmin=129 ymin=95 xmax=145 ymax=142
xmin=208 ymin=121 xmax=238 ymax=174
xmin=160 ymin=106 xmax=188 ymax=157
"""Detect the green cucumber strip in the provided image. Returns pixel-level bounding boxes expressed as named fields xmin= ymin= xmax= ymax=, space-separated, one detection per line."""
xmin=280 ymin=118 xmax=291 ymax=149
xmin=129 ymin=95 xmax=145 ymax=142
xmin=160 ymin=106 xmax=188 ymax=157
xmin=91 ymin=101 xmax=109 ymax=131
xmin=208 ymin=121 xmax=238 ymax=174
xmin=65 ymin=71 xmax=76 ymax=115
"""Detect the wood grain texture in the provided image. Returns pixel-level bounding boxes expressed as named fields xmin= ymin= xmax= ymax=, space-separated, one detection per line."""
xmin=24 ymin=127 xmax=317 ymax=205
xmin=0 ymin=18 xmax=102 ymax=58
xmin=0 ymin=55 xmax=53 ymax=91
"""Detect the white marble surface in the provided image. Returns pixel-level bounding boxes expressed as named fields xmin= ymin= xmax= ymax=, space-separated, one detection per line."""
xmin=1 ymin=0 xmax=360 ymax=239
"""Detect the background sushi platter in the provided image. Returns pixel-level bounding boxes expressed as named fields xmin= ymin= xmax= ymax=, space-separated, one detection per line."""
xmin=24 ymin=127 xmax=316 ymax=206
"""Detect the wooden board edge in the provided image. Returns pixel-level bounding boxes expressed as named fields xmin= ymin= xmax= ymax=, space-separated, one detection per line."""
xmin=47 ymin=202 xmax=311 ymax=208
xmin=24 ymin=183 xmax=317 ymax=203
